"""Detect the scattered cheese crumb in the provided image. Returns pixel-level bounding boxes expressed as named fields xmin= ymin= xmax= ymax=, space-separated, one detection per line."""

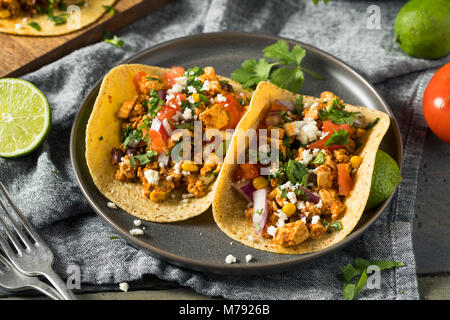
xmin=119 ymin=282 xmax=129 ymax=292
xmin=225 ymin=254 xmax=237 ymax=264
xmin=107 ymin=202 xmax=117 ymax=209
xmin=311 ymin=215 xmax=320 ymax=224
xmin=133 ymin=220 xmax=142 ymax=227
xmin=267 ymin=226 xmax=277 ymax=237
xmin=245 ymin=254 xmax=253 ymax=263
xmin=129 ymin=228 xmax=144 ymax=236
xmin=144 ymin=169 xmax=159 ymax=185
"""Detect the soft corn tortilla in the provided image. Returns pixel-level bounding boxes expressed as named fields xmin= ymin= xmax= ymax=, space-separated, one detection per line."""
xmin=0 ymin=0 xmax=115 ymax=36
xmin=212 ymin=81 xmax=391 ymax=254
xmin=86 ymin=64 xmax=250 ymax=222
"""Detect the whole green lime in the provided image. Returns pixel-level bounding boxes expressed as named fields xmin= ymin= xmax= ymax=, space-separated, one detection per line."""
xmin=394 ymin=0 xmax=450 ymax=59
xmin=365 ymin=150 xmax=402 ymax=211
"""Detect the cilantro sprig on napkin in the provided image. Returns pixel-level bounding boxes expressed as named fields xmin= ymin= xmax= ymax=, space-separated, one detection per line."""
xmin=341 ymin=258 xmax=405 ymax=300
xmin=231 ymin=40 xmax=322 ymax=93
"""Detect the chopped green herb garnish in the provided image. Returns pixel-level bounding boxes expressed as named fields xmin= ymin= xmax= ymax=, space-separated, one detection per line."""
xmin=174 ymin=122 xmax=194 ymax=130
xmin=98 ymin=136 xmax=104 ymax=141
xmin=48 ymin=14 xmax=68 ymax=26
xmin=255 ymin=209 xmax=263 ymax=215
xmin=330 ymin=221 xmax=342 ymax=231
xmin=110 ymin=236 xmax=119 ymax=240
xmin=285 ymin=159 xmax=309 ymax=186
xmin=320 ymin=99 xmax=358 ymax=125
xmin=312 ymin=150 xmax=325 ymax=164
xmin=28 ymin=21 xmax=41 ymax=31
xmin=364 ymin=117 xmax=380 ymax=130
xmin=103 ymin=32 xmax=124 ymax=48
xmin=341 ymin=258 xmax=405 ymax=300
xmin=130 ymin=150 xmax=158 ymax=168
xmin=147 ymin=89 xmax=164 ymax=118
xmin=146 ymin=76 xmax=161 ymax=82
xmin=123 ymin=129 xmax=143 ymax=148
xmin=324 ymin=129 xmax=349 ymax=146
xmin=102 ymin=5 xmax=115 ymax=16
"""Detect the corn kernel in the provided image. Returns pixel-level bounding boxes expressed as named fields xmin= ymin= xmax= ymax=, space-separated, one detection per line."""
xmin=150 ymin=191 xmax=165 ymax=202
xmin=282 ymin=203 xmax=297 ymax=217
xmin=350 ymin=156 xmax=362 ymax=169
xmin=268 ymin=188 xmax=278 ymax=200
xmin=192 ymin=93 xmax=200 ymax=103
xmin=252 ymin=177 xmax=268 ymax=190
xmin=181 ymin=161 xmax=199 ymax=172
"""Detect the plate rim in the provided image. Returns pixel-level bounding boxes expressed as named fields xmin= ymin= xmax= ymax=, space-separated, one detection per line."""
xmin=70 ymin=31 xmax=403 ymax=274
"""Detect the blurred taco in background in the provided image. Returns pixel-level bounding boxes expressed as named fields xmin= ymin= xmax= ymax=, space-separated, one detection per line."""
xmin=212 ymin=81 xmax=390 ymax=254
xmin=0 ymin=0 xmax=115 ymax=36
xmin=86 ymin=64 xmax=251 ymax=222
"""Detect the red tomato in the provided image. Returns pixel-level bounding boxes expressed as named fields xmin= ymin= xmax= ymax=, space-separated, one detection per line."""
xmin=133 ymin=71 xmax=147 ymax=92
xmin=423 ymin=63 xmax=450 ymax=145
xmin=337 ymin=164 xmax=353 ymax=196
xmin=164 ymin=66 xmax=185 ymax=87
xmin=239 ymin=163 xmax=259 ymax=180
xmin=234 ymin=167 xmax=244 ymax=181
xmin=157 ymin=93 xmax=186 ymax=121
xmin=149 ymin=129 xmax=169 ymax=154
xmin=307 ymin=120 xmax=351 ymax=151
xmin=221 ymin=94 xmax=246 ymax=129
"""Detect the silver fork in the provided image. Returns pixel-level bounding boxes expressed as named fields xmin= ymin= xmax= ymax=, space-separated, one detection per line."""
xmin=0 ymin=182 xmax=76 ymax=300
xmin=0 ymin=253 xmax=63 ymax=299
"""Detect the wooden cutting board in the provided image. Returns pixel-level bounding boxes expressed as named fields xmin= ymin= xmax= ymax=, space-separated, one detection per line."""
xmin=0 ymin=0 xmax=172 ymax=78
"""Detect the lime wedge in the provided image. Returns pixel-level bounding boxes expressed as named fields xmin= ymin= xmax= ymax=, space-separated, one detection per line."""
xmin=0 ymin=78 xmax=51 ymax=158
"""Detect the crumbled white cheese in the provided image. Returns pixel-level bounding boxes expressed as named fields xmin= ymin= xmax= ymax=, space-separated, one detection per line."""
xmin=119 ymin=282 xmax=129 ymax=292
xmin=225 ymin=254 xmax=237 ymax=264
xmin=301 ymin=217 xmax=307 ymax=224
xmin=107 ymin=202 xmax=117 ymax=209
xmin=320 ymin=131 xmax=330 ymax=140
xmin=267 ymin=226 xmax=277 ymax=237
xmin=15 ymin=24 xmax=22 ymax=30
xmin=279 ymin=181 xmax=294 ymax=191
xmin=296 ymin=120 xmax=321 ymax=145
xmin=245 ymin=254 xmax=253 ymax=263
xmin=165 ymin=93 xmax=175 ymax=102
xmin=182 ymin=107 xmax=193 ymax=120
xmin=174 ymin=162 xmax=181 ymax=175
xmin=276 ymin=210 xmax=288 ymax=228
xmin=133 ymin=220 xmax=142 ymax=227
xmin=296 ymin=201 xmax=306 ymax=210
xmin=300 ymin=149 xmax=313 ymax=166
xmin=129 ymin=228 xmax=144 ymax=236
xmin=187 ymin=86 xmax=197 ymax=94
xmin=315 ymin=200 xmax=323 ymax=209
xmin=181 ymin=170 xmax=191 ymax=176
xmin=216 ymin=93 xmax=227 ymax=103
xmin=201 ymin=80 xmax=210 ymax=91
xmin=311 ymin=215 xmax=320 ymax=224
xmin=182 ymin=193 xmax=194 ymax=199
xmin=144 ymin=169 xmax=159 ymax=186
xmin=166 ymin=175 xmax=173 ymax=181
xmin=286 ymin=191 xmax=297 ymax=204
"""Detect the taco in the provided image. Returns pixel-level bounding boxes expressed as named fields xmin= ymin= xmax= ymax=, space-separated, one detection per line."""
xmin=0 ymin=0 xmax=115 ymax=36
xmin=212 ymin=81 xmax=390 ymax=254
xmin=86 ymin=64 xmax=251 ymax=222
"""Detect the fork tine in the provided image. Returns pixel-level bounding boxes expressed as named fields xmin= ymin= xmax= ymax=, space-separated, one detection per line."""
xmin=0 ymin=233 xmax=17 ymax=259
xmin=0 ymin=196 xmax=33 ymax=249
xmin=0 ymin=209 xmax=24 ymax=255
xmin=0 ymin=182 xmax=41 ymax=243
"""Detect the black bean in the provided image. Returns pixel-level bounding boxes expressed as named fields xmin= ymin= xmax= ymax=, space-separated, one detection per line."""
xmin=111 ymin=149 xmax=124 ymax=165
xmin=221 ymin=83 xmax=233 ymax=92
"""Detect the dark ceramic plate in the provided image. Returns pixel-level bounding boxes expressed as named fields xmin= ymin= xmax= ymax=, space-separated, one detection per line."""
xmin=70 ymin=32 xmax=403 ymax=274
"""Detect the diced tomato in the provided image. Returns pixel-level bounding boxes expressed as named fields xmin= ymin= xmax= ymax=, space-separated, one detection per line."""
xmin=307 ymin=139 xmax=326 ymax=150
xmin=221 ymin=94 xmax=246 ymax=129
xmin=322 ymin=120 xmax=354 ymax=136
xmin=149 ymin=129 xmax=169 ymax=154
xmin=337 ymin=163 xmax=353 ymax=196
xmin=157 ymin=93 xmax=186 ymax=121
xmin=164 ymin=66 xmax=185 ymax=87
xmin=133 ymin=71 xmax=147 ymax=92
xmin=239 ymin=163 xmax=259 ymax=180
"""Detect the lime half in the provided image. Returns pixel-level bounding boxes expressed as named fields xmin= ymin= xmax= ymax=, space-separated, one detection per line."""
xmin=0 ymin=78 xmax=51 ymax=158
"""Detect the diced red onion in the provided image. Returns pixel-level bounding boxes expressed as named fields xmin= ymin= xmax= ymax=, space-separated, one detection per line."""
xmin=162 ymin=118 xmax=173 ymax=136
xmin=297 ymin=185 xmax=320 ymax=204
xmin=265 ymin=111 xmax=282 ymax=127
xmin=252 ymin=189 xmax=268 ymax=235
xmin=151 ymin=118 xmax=162 ymax=131
xmin=127 ymin=138 xmax=140 ymax=148
xmin=232 ymin=180 xmax=255 ymax=203
xmin=276 ymin=99 xmax=295 ymax=111
xmin=157 ymin=90 xmax=166 ymax=101
xmin=158 ymin=153 xmax=169 ymax=166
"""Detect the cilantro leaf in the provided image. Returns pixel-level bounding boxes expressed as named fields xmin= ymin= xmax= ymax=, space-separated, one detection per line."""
xmin=285 ymin=160 xmax=309 ymax=186
xmin=364 ymin=118 xmax=380 ymax=130
xmin=320 ymin=100 xmax=358 ymax=125
xmin=312 ymin=150 xmax=325 ymax=164
xmin=343 ymin=269 xmax=368 ymax=300
xmin=263 ymin=40 xmax=306 ymax=65
xmin=48 ymin=14 xmax=68 ymax=25
xmin=130 ymin=150 xmax=157 ymax=168
xmin=28 ymin=21 xmax=41 ymax=31
xmin=324 ymin=129 xmax=349 ymax=146
xmin=354 ymin=258 xmax=405 ymax=271
xmin=269 ymin=66 xmax=304 ymax=93
xmin=147 ymin=89 xmax=164 ymax=118
xmin=103 ymin=32 xmax=124 ymax=48
xmin=231 ymin=58 xmax=278 ymax=89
